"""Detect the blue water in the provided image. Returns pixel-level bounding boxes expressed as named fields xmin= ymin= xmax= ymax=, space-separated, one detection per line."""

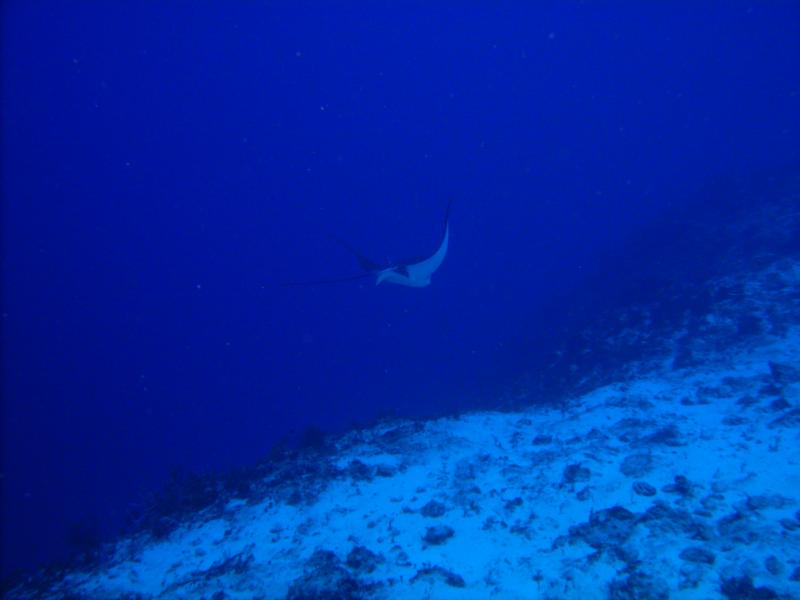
xmin=2 ymin=2 xmax=798 ymax=577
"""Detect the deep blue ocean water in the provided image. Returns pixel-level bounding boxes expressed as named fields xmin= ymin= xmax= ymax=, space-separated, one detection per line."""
xmin=2 ymin=1 xmax=798 ymax=577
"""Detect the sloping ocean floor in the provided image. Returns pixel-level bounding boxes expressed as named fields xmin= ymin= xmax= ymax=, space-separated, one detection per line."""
xmin=9 ymin=254 xmax=800 ymax=599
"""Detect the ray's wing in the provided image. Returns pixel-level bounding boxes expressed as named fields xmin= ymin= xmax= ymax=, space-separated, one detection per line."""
xmin=406 ymin=223 xmax=449 ymax=280
xmin=405 ymin=199 xmax=451 ymax=280
xmin=331 ymin=235 xmax=385 ymax=272
xmin=280 ymin=272 xmax=374 ymax=287
xmin=282 ymin=200 xmax=451 ymax=288
xmin=280 ymin=235 xmax=383 ymax=286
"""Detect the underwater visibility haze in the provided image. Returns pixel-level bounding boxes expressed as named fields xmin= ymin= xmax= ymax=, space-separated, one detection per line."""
xmin=2 ymin=2 xmax=800 ymax=597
